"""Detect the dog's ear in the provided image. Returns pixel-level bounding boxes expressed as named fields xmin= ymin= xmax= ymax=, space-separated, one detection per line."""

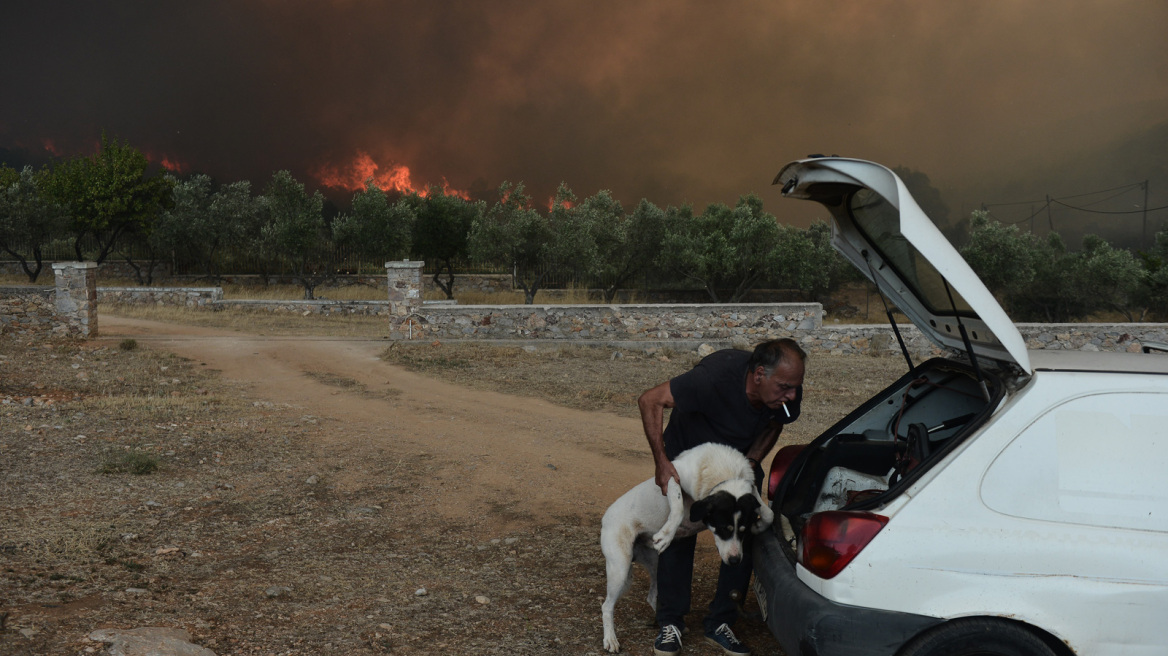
xmin=737 ymin=494 xmax=761 ymax=513
xmin=690 ymin=498 xmax=710 ymax=523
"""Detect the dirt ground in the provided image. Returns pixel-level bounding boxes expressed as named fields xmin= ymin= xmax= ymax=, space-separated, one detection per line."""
xmin=1 ymin=315 xmax=906 ymax=656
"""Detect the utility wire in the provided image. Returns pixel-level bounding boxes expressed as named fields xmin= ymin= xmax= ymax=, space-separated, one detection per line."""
xmin=982 ymin=181 xmax=1145 ymax=208
xmin=1050 ymin=199 xmax=1168 ymax=214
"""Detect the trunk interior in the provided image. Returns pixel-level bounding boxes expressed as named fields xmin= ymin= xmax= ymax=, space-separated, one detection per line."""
xmin=774 ymin=357 xmax=1007 ymax=553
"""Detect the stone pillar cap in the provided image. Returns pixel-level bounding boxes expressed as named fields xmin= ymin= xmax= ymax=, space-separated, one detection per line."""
xmin=385 ymin=260 xmax=425 ymax=269
xmin=52 ymin=261 xmax=100 ymax=270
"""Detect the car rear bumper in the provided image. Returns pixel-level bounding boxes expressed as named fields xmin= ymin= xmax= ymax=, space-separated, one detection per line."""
xmin=752 ymin=529 xmax=942 ymax=656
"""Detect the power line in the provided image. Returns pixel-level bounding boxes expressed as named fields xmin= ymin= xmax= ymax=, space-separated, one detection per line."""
xmin=981 ymin=181 xmax=1146 ymax=209
xmin=1050 ymin=199 xmax=1168 ymax=214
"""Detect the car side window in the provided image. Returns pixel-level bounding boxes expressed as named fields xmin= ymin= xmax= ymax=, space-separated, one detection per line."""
xmin=981 ymin=392 xmax=1168 ymax=532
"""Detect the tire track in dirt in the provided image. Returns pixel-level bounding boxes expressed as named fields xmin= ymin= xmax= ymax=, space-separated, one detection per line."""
xmin=100 ymin=316 xmax=653 ymax=529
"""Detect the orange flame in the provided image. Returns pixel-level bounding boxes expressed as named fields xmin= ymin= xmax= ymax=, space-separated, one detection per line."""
xmin=548 ymin=197 xmax=575 ymax=211
xmin=315 ymin=151 xmax=468 ymax=199
xmin=157 ymin=155 xmax=188 ymax=173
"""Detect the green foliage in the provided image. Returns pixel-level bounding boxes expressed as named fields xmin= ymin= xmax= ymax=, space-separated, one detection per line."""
xmin=333 ymin=181 xmax=415 ymax=265
xmin=469 ymin=182 xmax=552 ymax=303
xmin=262 ymin=170 xmax=331 ymax=299
xmin=1136 ymin=231 xmax=1168 ymax=319
xmin=963 ymin=212 xmax=1155 ymax=321
xmin=99 ymin=451 xmax=158 ymax=475
xmin=591 ymin=196 xmax=664 ymax=302
xmin=658 ymin=194 xmax=782 ymax=302
xmin=0 ymin=164 xmax=70 ymax=281
xmin=406 ymin=187 xmax=483 ymax=298
xmin=44 ymin=134 xmax=174 ymax=264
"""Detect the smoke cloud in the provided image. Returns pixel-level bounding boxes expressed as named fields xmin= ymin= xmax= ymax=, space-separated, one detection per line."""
xmin=2 ymin=1 xmax=1165 ymax=225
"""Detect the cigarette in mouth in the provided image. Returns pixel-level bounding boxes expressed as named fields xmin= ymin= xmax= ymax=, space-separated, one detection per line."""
xmin=782 ymin=402 xmax=790 ymax=418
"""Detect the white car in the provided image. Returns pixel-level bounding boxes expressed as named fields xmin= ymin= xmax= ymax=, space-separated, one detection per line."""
xmin=753 ymin=158 xmax=1168 ymax=656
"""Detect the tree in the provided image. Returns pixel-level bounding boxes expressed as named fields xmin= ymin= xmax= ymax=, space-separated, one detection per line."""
xmin=960 ymin=210 xmax=1038 ymax=298
xmin=468 ymin=182 xmax=552 ymax=304
xmin=44 ymin=134 xmax=174 ymax=264
xmin=408 ymin=187 xmax=482 ymax=299
xmin=768 ymin=221 xmax=848 ymax=300
xmin=333 ymin=181 xmax=415 ymax=273
xmin=208 ymin=180 xmax=266 ymax=279
xmin=1135 ymin=231 xmax=1168 ymax=320
xmin=1071 ymin=234 xmax=1144 ymax=321
xmin=592 ymin=197 xmax=664 ymax=303
xmin=545 ymin=183 xmax=601 ymax=290
xmin=0 ymin=165 xmax=70 ymax=282
xmin=262 ymin=170 xmax=331 ymax=299
xmin=657 ymin=194 xmax=781 ymax=302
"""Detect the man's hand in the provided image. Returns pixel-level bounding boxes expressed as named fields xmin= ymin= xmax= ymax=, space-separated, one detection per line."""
xmin=654 ymin=457 xmax=680 ymax=496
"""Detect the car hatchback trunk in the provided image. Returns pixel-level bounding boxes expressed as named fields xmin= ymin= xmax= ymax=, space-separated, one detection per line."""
xmin=772 ymin=356 xmax=1007 ymax=557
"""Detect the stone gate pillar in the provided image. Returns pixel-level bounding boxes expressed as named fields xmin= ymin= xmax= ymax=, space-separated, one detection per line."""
xmin=53 ymin=261 xmax=99 ymax=337
xmin=386 ymin=260 xmax=424 ymax=338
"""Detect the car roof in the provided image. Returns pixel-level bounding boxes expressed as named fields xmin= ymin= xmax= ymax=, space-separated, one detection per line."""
xmin=1029 ymin=349 xmax=1168 ymax=374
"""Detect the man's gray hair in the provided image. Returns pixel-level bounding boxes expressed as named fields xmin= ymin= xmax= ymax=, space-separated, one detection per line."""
xmin=747 ymin=338 xmax=807 ymax=376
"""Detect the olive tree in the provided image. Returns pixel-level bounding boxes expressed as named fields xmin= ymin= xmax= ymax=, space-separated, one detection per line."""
xmin=657 ymin=194 xmax=781 ymax=302
xmin=262 ymin=170 xmax=331 ymax=299
xmin=0 ymin=165 xmax=69 ymax=282
xmin=468 ymin=182 xmax=552 ymax=304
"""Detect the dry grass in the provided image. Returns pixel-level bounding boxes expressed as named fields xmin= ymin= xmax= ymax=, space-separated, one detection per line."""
xmin=0 ymin=324 xmax=909 ymax=655
xmin=106 ymin=304 xmax=393 ymax=337
xmin=380 ymin=341 xmax=907 ymax=447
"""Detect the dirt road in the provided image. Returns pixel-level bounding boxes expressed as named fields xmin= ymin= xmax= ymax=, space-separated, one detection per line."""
xmin=102 ymin=316 xmax=654 ymax=530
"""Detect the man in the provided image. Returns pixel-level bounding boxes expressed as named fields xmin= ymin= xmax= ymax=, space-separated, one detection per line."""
xmin=638 ymin=338 xmax=805 ymax=656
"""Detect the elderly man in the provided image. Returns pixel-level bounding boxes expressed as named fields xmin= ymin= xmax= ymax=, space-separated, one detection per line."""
xmin=638 ymin=338 xmax=806 ymax=656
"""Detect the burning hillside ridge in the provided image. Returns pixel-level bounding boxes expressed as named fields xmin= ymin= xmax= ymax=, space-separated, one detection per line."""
xmin=314 ymin=151 xmax=468 ymax=198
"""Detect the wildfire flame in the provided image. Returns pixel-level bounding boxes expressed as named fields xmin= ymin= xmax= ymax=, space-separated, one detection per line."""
xmin=315 ymin=151 xmax=468 ymax=199
xmin=156 ymin=155 xmax=188 ymax=174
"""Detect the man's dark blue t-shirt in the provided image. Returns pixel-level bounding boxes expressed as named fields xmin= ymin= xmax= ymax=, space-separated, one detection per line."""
xmin=663 ymin=349 xmax=801 ymax=460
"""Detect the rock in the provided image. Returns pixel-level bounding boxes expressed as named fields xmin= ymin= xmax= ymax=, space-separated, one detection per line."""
xmin=305 ymin=475 xmax=319 ymax=485
xmin=414 ymin=587 xmax=428 ymax=596
xmin=696 ymin=343 xmax=716 ymax=358
xmin=265 ymin=586 xmax=291 ymax=598
xmin=475 ymin=595 xmax=491 ymax=604
xmin=89 ymin=627 xmax=217 ymax=656
xmin=125 ymin=588 xmax=149 ymax=595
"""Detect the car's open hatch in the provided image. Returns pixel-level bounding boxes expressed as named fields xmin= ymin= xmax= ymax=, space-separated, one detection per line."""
xmin=774 ymin=157 xmax=1031 ymax=374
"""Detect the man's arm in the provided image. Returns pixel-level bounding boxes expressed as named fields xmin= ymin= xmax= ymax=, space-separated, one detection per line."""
xmin=745 ymin=420 xmax=784 ymax=470
xmin=639 ymin=381 xmax=679 ymax=495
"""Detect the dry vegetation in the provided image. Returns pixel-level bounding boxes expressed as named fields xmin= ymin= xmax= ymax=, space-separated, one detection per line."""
xmin=1 ymin=314 xmax=907 ymax=655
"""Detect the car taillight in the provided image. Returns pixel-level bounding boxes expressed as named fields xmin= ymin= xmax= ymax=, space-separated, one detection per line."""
xmin=799 ymin=511 xmax=888 ymax=579
xmin=767 ymin=444 xmax=806 ymax=499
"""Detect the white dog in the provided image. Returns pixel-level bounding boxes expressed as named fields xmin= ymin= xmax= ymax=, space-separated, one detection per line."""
xmin=600 ymin=442 xmax=774 ymax=653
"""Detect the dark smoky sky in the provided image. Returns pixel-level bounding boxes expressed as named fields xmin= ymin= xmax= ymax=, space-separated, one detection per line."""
xmin=1 ymin=1 xmax=1165 ymax=224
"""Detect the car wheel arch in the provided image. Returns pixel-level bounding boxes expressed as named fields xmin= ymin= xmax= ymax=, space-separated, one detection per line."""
xmin=896 ymin=616 xmax=1074 ymax=656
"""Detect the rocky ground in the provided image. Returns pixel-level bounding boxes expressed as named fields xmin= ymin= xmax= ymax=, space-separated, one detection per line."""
xmin=1 ymin=317 xmax=905 ymax=655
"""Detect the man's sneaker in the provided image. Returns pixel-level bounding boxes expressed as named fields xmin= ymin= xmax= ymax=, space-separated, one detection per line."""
xmin=653 ymin=624 xmax=683 ymax=656
xmin=704 ymin=623 xmax=749 ymax=656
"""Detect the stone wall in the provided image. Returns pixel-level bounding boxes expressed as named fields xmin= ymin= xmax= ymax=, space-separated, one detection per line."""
xmin=0 ymin=262 xmax=98 ymax=338
xmin=407 ymin=303 xmax=823 ymax=341
xmin=97 ymin=287 xmax=223 ymax=307
xmin=214 ymin=299 xmax=388 ymax=316
xmin=799 ymin=322 xmax=1168 ymax=357
xmin=0 ymin=286 xmax=59 ymax=336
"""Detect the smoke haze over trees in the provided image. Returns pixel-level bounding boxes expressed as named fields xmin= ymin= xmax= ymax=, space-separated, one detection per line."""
xmin=1 ymin=1 xmax=1164 ymax=240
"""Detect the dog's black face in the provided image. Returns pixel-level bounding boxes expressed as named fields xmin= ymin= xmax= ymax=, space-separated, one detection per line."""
xmin=689 ymin=491 xmax=762 ymax=565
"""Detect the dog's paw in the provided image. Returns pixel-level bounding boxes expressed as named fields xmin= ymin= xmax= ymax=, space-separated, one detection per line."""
xmin=650 ymin=529 xmax=675 ymax=553
xmin=603 ymin=633 xmax=620 ymax=653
